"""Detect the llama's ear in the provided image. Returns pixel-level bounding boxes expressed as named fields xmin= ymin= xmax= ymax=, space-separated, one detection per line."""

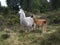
xmin=31 ymin=15 xmax=33 ymax=18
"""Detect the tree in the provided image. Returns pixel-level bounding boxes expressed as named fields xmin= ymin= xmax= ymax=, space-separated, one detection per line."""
xmin=39 ymin=0 xmax=50 ymax=13
xmin=50 ymin=0 xmax=60 ymax=9
xmin=0 ymin=2 xmax=1 ymax=7
xmin=6 ymin=0 xmax=50 ymax=13
xmin=6 ymin=0 xmax=20 ymax=10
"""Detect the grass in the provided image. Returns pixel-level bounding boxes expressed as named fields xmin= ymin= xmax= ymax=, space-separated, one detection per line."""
xmin=0 ymin=25 xmax=60 ymax=45
xmin=0 ymin=8 xmax=60 ymax=45
xmin=0 ymin=12 xmax=60 ymax=45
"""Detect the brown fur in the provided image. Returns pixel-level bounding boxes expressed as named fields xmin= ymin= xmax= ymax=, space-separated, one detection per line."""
xmin=33 ymin=15 xmax=47 ymax=33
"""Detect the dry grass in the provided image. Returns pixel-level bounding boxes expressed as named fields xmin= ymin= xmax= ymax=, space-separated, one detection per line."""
xmin=0 ymin=25 xmax=60 ymax=45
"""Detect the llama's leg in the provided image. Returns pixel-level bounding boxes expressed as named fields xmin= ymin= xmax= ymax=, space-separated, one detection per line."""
xmin=42 ymin=24 xmax=46 ymax=33
xmin=43 ymin=21 xmax=47 ymax=33
xmin=27 ymin=27 xmax=31 ymax=32
xmin=42 ymin=25 xmax=44 ymax=33
xmin=37 ymin=25 xmax=39 ymax=30
xmin=44 ymin=23 xmax=47 ymax=32
xmin=25 ymin=27 xmax=28 ymax=32
xmin=32 ymin=24 xmax=34 ymax=30
xmin=39 ymin=25 xmax=42 ymax=30
xmin=25 ymin=29 xmax=27 ymax=32
xmin=31 ymin=26 xmax=34 ymax=31
xmin=34 ymin=23 xmax=36 ymax=30
xmin=45 ymin=22 xmax=47 ymax=32
xmin=29 ymin=27 xmax=31 ymax=32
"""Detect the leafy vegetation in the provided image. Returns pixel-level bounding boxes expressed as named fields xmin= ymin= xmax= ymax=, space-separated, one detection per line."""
xmin=0 ymin=25 xmax=60 ymax=45
xmin=0 ymin=0 xmax=60 ymax=45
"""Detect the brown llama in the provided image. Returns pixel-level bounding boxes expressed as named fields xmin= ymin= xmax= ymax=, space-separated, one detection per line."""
xmin=32 ymin=15 xmax=47 ymax=33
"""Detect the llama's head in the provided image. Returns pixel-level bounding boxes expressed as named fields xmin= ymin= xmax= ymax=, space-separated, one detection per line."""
xmin=31 ymin=14 xmax=35 ymax=18
xmin=30 ymin=14 xmax=37 ymax=22
xmin=18 ymin=5 xmax=23 ymax=15
xmin=33 ymin=15 xmax=37 ymax=19
xmin=18 ymin=6 xmax=25 ymax=18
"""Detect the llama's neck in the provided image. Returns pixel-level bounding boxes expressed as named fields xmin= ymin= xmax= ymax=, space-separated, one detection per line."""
xmin=20 ymin=9 xmax=26 ymax=18
xmin=33 ymin=17 xmax=38 ymax=22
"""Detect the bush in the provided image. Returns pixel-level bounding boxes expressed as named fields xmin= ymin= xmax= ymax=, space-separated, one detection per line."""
xmin=1 ymin=33 xmax=10 ymax=40
xmin=47 ymin=13 xmax=60 ymax=25
xmin=40 ymin=30 xmax=60 ymax=45
xmin=7 ymin=15 xmax=20 ymax=26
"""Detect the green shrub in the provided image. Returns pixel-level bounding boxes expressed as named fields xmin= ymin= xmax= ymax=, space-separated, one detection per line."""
xmin=40 ymin=30 xmax=60 ymax=45
xmin=47 ymin=13 xmax=60 ymax=25
xmin=1 ymin=33 xmax=10 ymax=40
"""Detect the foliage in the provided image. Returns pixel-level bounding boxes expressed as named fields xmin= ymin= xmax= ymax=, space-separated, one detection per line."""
xmin=40 ymin=28 xmax=60 ymax=45
xmin=1 ymin=33 xmax=10 ymax=40
xmin=6 ymin=0 xmax=49 ymax=13
xmin=7 ymin=15 xmax=20 ymax=26
xmin=46 ymin=11 xmax=60 ymax=24
xmin=21 ymin=0 xmax=49 ymax=13
xmin=5 ymin=0 xmax=60 ymax=13
xmin=0 ymin=0 xmax=60 ymax=45
xmin=0 ymin=7 xmax=10 ymax=15
xmin=0 ymin=26 xmax=60 ymax=45
xmin=50 ymin=0 xmax=60 ymax=9
xmin=6 ymin=0 xmax=20 ymax=10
